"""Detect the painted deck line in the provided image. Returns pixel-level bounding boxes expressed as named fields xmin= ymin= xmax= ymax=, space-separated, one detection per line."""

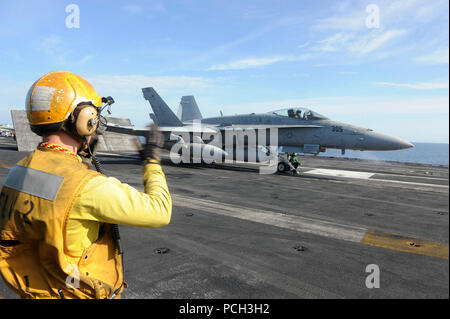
xmin=173 ymin=194 xmax=449 ymax=259
xmin=302 ymin=168 xmax=375 ymax=179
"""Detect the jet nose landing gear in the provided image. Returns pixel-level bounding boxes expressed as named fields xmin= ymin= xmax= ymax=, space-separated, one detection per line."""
xmin=277 ymin=153 xmax=301 ymax=175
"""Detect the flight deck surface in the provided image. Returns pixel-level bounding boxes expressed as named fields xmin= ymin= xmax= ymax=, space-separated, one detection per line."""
xmin=0 ymin=137 xmax=448 ymax=299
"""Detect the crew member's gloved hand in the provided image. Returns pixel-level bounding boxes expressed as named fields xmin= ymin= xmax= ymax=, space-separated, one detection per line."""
xmin=140 ymin=125 xmax=164 ymax=163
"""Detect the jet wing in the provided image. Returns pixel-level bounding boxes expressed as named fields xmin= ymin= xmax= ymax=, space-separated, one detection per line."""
xmin=217 ymin=124 xmax=323 ymax=130
xmin=106 ymin=122 xmax=322 ymax=136
xmin=158 ymin=126 xmax=220 ymax=133
xmin=105 ymin=123 xmax=220 ymax=136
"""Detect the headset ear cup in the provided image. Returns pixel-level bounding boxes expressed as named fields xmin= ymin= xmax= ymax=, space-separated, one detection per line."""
xmin=75 ymin=106 xmax=99 ymax=137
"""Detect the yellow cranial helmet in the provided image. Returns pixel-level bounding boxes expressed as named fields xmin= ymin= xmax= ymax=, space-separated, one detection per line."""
xmin=26 ymin=71 xmax=102 ymax=135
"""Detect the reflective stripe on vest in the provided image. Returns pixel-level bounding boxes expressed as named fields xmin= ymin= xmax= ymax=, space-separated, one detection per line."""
xmin=4 ymin=165 xmax=63 ymax=201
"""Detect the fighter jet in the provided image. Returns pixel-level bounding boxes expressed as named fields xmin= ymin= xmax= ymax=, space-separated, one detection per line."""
xmin=106 ymin=87 xmax=413 ymax=166
xmin=189 ymin=106 xmax=414 ymax=153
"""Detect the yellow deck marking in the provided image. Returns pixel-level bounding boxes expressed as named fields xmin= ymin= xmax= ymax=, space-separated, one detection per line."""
xmin=361 ymin=229 xmax=449 ymax=260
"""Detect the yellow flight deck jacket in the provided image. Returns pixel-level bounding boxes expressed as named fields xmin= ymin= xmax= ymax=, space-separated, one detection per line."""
xmin=0 ymin=142 xmax=172 ymax=299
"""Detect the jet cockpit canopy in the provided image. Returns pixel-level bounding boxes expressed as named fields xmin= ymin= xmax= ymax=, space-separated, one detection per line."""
xmin=270 ymin=107 xmax=328 ymax=120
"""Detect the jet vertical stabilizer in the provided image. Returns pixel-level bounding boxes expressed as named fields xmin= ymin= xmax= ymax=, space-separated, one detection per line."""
xmin=142 ymin=87 xmax=183 ymax=127
xmin=177 ymin=95 xmax=203 ymax=122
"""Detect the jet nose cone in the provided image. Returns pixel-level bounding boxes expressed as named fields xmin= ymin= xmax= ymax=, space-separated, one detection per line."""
xmin=387 ymin=137 xmax=415 ymax=150
xmin=401 ymin=140 xmax=414 ymax=149
xmin=367 ymin=132 xmax=415 ymax=151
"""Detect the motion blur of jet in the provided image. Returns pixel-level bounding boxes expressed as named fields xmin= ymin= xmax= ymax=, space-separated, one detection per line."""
xmin=106 ymin=87 xmax=413 ymax=162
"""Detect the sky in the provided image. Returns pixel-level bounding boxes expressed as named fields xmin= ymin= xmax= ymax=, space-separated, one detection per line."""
xmin=0 ymin=0 xmax=448 ymax=143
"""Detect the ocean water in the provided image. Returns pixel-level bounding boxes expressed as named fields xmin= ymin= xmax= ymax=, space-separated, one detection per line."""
xmin=319 ymin=142 xmax=449 ymax=166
